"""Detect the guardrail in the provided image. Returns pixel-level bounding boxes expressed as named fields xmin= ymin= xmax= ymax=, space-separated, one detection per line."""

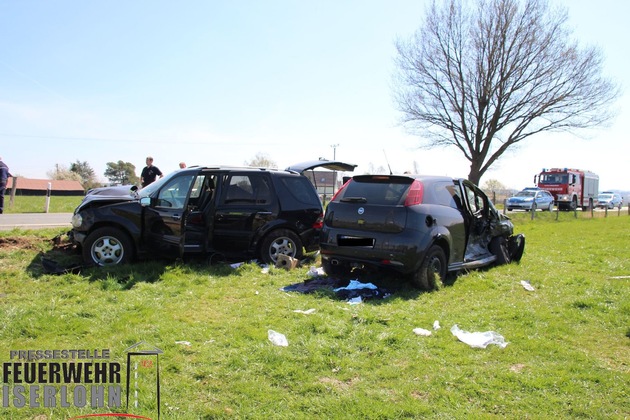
xmin=502 ymin=200 xmax=629 ymax=219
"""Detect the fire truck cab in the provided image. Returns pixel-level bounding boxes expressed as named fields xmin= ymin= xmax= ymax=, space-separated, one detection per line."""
xmin=535 ymin=168 xmax=599 ymax=211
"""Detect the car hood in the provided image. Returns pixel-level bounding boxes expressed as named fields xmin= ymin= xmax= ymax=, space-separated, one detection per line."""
xmin=87 ymin=185 xmax=138 ymax=196
xmin=76 ymin=185 xmax=139 ymax=212
xmin=286 ymin=160 xmax=357 ymax=173
xmin=507 ymin=196 xmax=531 ymax=202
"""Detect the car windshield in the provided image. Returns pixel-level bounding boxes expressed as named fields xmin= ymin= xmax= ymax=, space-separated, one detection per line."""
xmin=138 ymin=171 xmax=179 ymax=198
xmin=598 ymin=194 xmax=613 ymax=200
xmin=515 ymin=191 xmax=536 ymax=198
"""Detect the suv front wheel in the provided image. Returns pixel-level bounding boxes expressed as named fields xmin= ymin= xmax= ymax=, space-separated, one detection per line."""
xmin=260 ymin=229 xmax=303 ymax=265
xmin=83 ymin=227 xmax=134 ymax=266
xmin=411 ymin=245 xmax=447 ymax=290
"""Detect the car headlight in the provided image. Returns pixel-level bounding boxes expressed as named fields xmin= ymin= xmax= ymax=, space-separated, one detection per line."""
xmin=71 ymin=213 xmax=83 ymax=228
xmin=557 ymin=194 xmax=569 ymax=201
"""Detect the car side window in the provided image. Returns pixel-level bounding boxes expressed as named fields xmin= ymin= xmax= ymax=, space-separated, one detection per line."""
xmin=222 ymin=174 xmax=271 ymax=205
xmin=430 ymin=181 xmax=460 ymax=209
xmin=156 ymin=175 xmax=195 ymax=209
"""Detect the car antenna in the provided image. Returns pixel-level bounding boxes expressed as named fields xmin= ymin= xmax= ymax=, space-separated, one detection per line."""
xmin=383 ymin=149 xmax=393 ymax=175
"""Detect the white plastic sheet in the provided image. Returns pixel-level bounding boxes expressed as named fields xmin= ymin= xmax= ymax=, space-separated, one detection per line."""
xmin=450 ymin=324 xmax=508 ymax=349
xmin=267 ymin=330 xmax=289 ymax=347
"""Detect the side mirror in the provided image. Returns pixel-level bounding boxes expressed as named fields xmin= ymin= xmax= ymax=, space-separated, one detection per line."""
xmin=140 ymin=197 xmax=151 ymax=207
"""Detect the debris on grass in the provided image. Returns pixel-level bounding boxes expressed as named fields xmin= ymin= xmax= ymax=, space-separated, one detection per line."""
xmin=293 ymin=308 xmax=316 ymax=315
xmin=520 ymin=280 xmax=535 ymax=291
xmin=268 ymin=330 xmax=288 ymax=347
xmin=276 ymin=254 xmax=298 ymax=270
xmin=450 ymin=324 xmax=508 ymax=349
xmin=413 ymin=328 xmax=432 ymax=337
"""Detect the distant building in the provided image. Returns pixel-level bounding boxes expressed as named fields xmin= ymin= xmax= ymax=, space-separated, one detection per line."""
xmin=7 ymin=177 xmax=84 ymax=196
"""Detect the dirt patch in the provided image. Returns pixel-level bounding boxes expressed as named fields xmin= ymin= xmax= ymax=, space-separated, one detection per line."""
xmin=0 ymin=236 xmax=42 ymax=250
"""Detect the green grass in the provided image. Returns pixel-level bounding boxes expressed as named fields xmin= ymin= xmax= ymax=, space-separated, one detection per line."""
xmin=0 ymin=216 xmax=629 ymax=418
xmin=2 ymin=195 xmax=83 ymax=213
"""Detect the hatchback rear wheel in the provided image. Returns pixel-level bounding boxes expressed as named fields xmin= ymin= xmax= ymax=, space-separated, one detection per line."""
xmin=411 ymin=245 xmax=447 ymax=290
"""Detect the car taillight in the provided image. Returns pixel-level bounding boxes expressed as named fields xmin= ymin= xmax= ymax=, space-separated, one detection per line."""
xmin=330 ymin=179 xmax=351 ymax=202
xmin=312 ymin=212 xmax=324 ymax=229
xmin=404 ymin=180 xmax=424 ymax=206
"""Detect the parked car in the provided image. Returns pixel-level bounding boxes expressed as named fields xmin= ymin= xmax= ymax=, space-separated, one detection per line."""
xmin=506 ymin=188 xmax=555 ymax=211
xmin=70 ymin=160 xmax=356 ymax=266
xmin=597 ymin=191 xmax=623 ymax=209
xmin=319 ymin=174 xmax=525 ymax=290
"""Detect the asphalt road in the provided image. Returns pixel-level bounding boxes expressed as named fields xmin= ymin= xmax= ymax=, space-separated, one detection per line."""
xmin=0 ymin=213 xmax=73 ymax=231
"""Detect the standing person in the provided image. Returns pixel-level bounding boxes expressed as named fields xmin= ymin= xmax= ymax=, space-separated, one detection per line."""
xmin=140 ymin=156 xmax=163 ymax=188
xmin=0 ymin=157 xmax=11 ymax=214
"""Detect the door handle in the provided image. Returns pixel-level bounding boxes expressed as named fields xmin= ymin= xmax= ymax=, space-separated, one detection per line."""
xmin=172 ymin=214 xmax=182 ymax=221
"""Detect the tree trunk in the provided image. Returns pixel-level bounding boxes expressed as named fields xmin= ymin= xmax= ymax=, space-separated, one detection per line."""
xmin=468 ymin=162 xmax=482 ymax=185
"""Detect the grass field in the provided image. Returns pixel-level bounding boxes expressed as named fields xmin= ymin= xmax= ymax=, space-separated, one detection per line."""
xmin=0 ymin=213 xmax=628 ymax=418
xmin=2 ymin=195 xmax=83 ymax=214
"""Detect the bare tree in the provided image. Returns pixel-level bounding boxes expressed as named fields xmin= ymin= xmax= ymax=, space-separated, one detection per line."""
xmin=394 ymin=0 xmax=619 ymax=184
xmin=244 ymin=152 xmax=278 ymax=169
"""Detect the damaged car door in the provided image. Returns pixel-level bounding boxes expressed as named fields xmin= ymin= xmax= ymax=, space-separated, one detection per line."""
xmin=143 ymin=173 xmax=197 ymax=258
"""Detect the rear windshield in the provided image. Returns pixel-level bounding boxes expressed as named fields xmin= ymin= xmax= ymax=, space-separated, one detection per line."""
xmin=279 ymin=176 xmax=321 ymax=207
xmin=339 ymin=176 xmax=412 ymax=205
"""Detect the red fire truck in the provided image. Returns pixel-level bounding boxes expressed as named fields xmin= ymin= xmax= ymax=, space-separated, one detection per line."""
xmin=535 ymin=168 xmax=599 ymax=211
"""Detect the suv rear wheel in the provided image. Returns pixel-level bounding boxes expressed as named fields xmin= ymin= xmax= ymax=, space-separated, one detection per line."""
xmin=260 ymin=229 xmax=303 ymax=265
xmin=411 ymin=245 xmax=447 ymax=290
xmin=83 ymin=227 xmax=134 ymax=266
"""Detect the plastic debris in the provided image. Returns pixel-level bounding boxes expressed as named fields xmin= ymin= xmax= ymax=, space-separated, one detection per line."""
xmin=433 ymin=320 xmax=441 ymax=330
xmin=267 ymin=330 xmax=288 ymax=347
xmin=450 ymin=324 xmax=508 ymax=349
xmin=307 ymin=266 xmax=326 ymax=278
xmin=333 ymin=279 xmax=378 ymax=292
xmin=293 ymin=308 xmax=316 ymax=314
xmin=347 ymin=296 xmax=363 ymax=305
xmin=520 ymin=280 xmax=535 ymax=291
xmin=175 ymin=341 xmax=191 ymax=346
xmin=413 ymin=328 xmax=432 ymax=336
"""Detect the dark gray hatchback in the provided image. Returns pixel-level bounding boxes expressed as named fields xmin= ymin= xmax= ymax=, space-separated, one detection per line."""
xmin=320 ymin=174 xmax=525 ymax=289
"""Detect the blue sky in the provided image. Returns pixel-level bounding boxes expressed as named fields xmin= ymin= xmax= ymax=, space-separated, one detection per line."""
xmin=0 ymin=0 xmax=627 ymax=190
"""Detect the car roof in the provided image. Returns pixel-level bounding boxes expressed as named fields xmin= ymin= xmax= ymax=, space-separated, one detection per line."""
xmin=176 ymin=160 xmax=357 ymax=175
xmin=352 ymin=174 xmax=455 ymax=182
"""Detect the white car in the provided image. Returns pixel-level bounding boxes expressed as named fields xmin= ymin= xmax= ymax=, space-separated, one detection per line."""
xmin=597 ymin=192 xmax=623 ymax=209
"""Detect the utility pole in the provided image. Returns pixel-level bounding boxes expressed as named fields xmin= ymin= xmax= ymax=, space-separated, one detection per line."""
xmin=330 ymin=144 xmax=339 ymax=196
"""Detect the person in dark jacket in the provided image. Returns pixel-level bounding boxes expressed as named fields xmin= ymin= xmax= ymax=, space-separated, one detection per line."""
xmin=0 ymin=157 xmax=11 ymax=214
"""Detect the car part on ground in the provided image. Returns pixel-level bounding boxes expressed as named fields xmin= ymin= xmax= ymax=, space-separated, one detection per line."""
xmin=320 ymin=174 xmax=525 ymax=290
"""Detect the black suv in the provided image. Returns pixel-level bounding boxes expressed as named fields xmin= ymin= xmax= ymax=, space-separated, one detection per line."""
xmin=320 ymin=175 xmax=525 ymax=289
xmin=70 ymin=161 xmax=355 ymax=266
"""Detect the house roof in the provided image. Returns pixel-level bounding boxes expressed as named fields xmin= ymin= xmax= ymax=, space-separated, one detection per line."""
xmin=7 ymin=177 xmax=84 ymax=192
